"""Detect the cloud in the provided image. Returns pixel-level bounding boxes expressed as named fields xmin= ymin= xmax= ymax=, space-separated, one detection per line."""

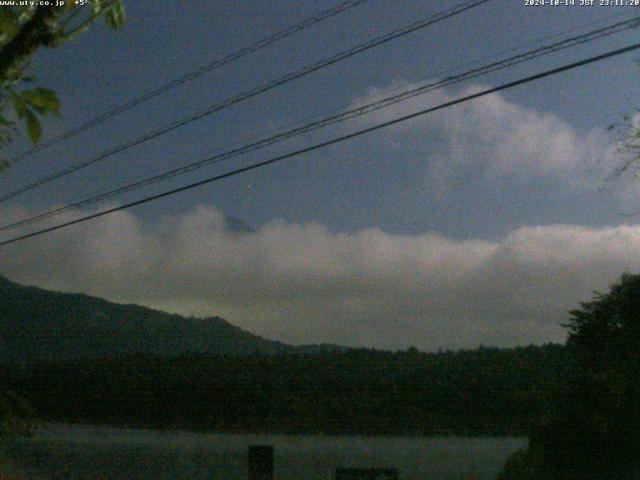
xmin=2 ymin=204 xmax=640 ymax=351
xmin=346 ymin=80 xmax=613 ymax=190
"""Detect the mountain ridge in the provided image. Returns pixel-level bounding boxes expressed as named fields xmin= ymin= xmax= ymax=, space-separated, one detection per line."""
xmin=0 ymin=275 xmax=346 ymax=364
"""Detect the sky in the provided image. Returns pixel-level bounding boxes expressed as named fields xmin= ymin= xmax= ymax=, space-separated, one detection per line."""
xmin=2 ymin=0 xmax=640 ymax=350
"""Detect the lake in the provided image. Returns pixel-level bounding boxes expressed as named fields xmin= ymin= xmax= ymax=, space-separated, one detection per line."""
xmin=4 ymin=424 xmax=526 ymax=479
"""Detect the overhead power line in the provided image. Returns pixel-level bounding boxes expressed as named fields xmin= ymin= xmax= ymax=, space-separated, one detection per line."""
xmin=2 ymin=14 xmax=637 ymax=233
xmin=0 ymin=0 xmax=492 ymax=204
xmin=8 ymin=0 xmax=371 ymax=164
xmin=1 ymin=41 xmax=638 ymax=248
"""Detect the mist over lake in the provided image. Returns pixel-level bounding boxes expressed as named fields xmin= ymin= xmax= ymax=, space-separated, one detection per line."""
xmin=5 ymin=424 xmax=525 ymax=480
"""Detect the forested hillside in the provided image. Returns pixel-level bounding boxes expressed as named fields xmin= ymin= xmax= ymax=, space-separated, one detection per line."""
xmin=2 ymin=275 xmax=570 ymax=435
xmin=6 ymin=345 xmax=568 ymax=435
xmin=0 ymin=275 xmax=341 ymax=363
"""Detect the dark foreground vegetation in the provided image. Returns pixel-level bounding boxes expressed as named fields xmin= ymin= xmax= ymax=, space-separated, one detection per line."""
xmin=499 ymin=274 xmax=640 ymax=479
xmin=4 ymin=344 xmax=568 ymax=436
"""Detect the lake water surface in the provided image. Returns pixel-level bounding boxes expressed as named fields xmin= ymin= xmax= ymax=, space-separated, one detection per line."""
xmin=5 ymin=424 xmax=526 ymax=479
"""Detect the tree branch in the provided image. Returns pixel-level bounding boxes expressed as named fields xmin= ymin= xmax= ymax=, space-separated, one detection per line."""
xmin=0 ymin=5 xmax=57 ymax=81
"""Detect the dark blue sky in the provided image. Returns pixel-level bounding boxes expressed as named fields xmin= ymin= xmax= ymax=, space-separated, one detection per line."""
xmin=2 ymin=1 xmax=640 ymax=349
xmin=4 ymin=0 xmax=639 ymax=237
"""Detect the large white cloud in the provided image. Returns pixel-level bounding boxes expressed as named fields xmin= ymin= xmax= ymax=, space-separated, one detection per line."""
xmin=2 ymin=204 xmax=639 ymax=351
xmin=346 ymin=81 xmax=615 ymax=191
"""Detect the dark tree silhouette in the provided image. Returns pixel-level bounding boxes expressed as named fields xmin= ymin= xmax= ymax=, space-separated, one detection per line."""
xmin=500 ymin=273 xmax=640 ymax=480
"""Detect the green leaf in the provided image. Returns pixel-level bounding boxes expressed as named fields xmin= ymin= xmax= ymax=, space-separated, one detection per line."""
xmin=91 ymin=0 xmax=104 ymax=13
xmin=0 ymin=14 xmax=19 ymax=39
xmin=105 ymin=2 xmax=126 ymax=30
xmin=0 ymin=113 xmax=12 ymax=126
xmin=22 ymin=88 xmax=60 ymax=114
xmin=24 ymin=108 xmax=42 ymax=144
xmin=10 ymin=94 xmax=27 ymax=119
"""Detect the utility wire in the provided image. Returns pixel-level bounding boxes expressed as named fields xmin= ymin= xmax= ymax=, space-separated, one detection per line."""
xmin=7 ymin=0 xmax=371 ymax=164
xmin=1 ymin=41 xmax=638 ymax=248
xmin=0 ymin=0 xmax=492 ymax=204
xmin=2 ymin=15 xmax=637 ymax=232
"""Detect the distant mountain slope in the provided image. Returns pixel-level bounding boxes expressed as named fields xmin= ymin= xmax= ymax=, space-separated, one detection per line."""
xmin=224 ymin=215 xmax=256 ymax=234
xmin=0 ymin=275 xmax=341 ymax=364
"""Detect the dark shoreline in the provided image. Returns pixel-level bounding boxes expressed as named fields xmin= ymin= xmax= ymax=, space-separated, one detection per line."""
xmin=29 ymin=420 xmax=527 ymax=439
